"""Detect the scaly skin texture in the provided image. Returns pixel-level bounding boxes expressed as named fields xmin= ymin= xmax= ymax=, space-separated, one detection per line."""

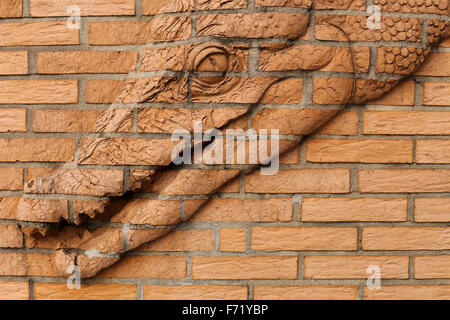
xmin=12 ymin=0 xmax=450 ymax=278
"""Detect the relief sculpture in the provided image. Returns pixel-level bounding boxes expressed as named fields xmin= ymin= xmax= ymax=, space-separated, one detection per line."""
xmin=6 ymin=0 xmax=449 ymax=278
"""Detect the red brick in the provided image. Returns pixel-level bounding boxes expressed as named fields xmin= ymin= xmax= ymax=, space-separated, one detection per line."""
xmin=367 ymin=81 xmax=415 ymax=106
xmin=143 ymin=0 xmax=247 ymax=14
xmin=252 ymin=227 xmax=357 ymax=251
xmin=143 ymin=285 xmax=248 ymax=300
xmin=139 ymin=230 xmax=214 ymax=252
xmin=0 ymin=282 xmax=28 ymax=300
xmin=360 ymin=170 xmax=450 ymax=193
xmin=365 ymin=285 xmax=450 ymax=300
xmin=315 ymin=111 xmax=359 ymax=136
xmin=191 ymin=198 xmax=292 ymax=222
xmin=416 ymin=140 xmax=450 ymax=164
xmin=0 ymin=0 xmax=22 ymax=18
xmin=97 ymin=256 xmax=186 ymax=279
xmin=197 ymin=13 xmax=309 ymax=39
xmin=0 ymin=51 xmax=27 ymax=75
xmin=0 ymin=168 xmax=23 ymax=190
xmin=415 ymin=52 xmax=450 ymax=76
xmin=423 ymin=82 xmax=450 ymax=105
xmin=0 ymin=197 xmax=68 ymax=223
xmin=85 ymin=78 xmax=187 ymax=103
xmin=0 ymin=22 xmax=79 ymax=46
xmin=246 ymin=169 xmax=350 ymax=194
xmin=415 ymin=198 xmax=450 ymax=222
xmin=37 ymin=51 xmax=138 ymax=74
xmin=302 ymin=198 xmax=407 ymax=222
xmin=89 ymin=18 xmax=191 ymax=45
xmin=26 ymin=168 xmax=123 ymax=196
xmin=363 ymin=227 xmax=450 ymax=250
xmin=78 ymin=138 xmax=178 ymax=165
xmin=0 ymin=109 xmax=26 ymax=132
xmin=306 ymin=139 xmax=413 ymax=163
xmin=30 ymin=0 xmax=135 ymax=16
xmin=415 ymin=256 xmax=450 ymax=279
xmin=0 ymin=138 xmax=75 ymax=162
xmin=364 ymin=111 xmax=450 ymax=135
xmin=0 ymin=225 xmax=23 ymax=248
xmin=220 ymin=228 xmax=246 ymax=252
xmin=33 ymin=109 xmax=131 ymax=133
xmin=313 ymin=78 xmax=354 ymax=104
xmin=192 ymin=256 xmax=298 ymax=280
xmin=304 ymin=256 xmax=409 ymax=279
xmin=34 ymin=283 xmax=136 ymax=300
xmin=0 ymin=80 xmax=78 ymax=104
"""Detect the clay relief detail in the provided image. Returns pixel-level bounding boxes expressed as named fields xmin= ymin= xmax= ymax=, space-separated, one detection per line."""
xmin=7 ymin=0 xmax=449 ymax=278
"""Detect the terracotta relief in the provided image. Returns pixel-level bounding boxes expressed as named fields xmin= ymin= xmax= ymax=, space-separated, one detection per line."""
xmin=8 ymin=0 xmax=449 ymax=278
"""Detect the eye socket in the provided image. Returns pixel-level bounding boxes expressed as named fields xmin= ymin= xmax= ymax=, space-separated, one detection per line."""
xmin=196 ymin=52 xmax=229 ymax=72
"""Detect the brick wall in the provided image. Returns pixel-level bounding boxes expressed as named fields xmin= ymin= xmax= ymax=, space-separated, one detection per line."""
xmin=0 ymin=0 xmax=449 ymax=300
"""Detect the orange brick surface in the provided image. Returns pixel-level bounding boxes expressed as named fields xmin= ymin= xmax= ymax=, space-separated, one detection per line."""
xmin=0 ymin=0 xmax=449 ymax=301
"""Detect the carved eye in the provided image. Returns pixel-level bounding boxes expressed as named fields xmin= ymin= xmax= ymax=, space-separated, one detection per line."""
xmin=197 ymin=52 xmax=229 ymax=72
xmin=189 ymin=43 xmax=242 ymax=92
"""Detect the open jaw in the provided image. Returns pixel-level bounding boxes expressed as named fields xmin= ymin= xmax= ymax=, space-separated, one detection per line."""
xmin=9 ymin=1 xmax=450 ymax=278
